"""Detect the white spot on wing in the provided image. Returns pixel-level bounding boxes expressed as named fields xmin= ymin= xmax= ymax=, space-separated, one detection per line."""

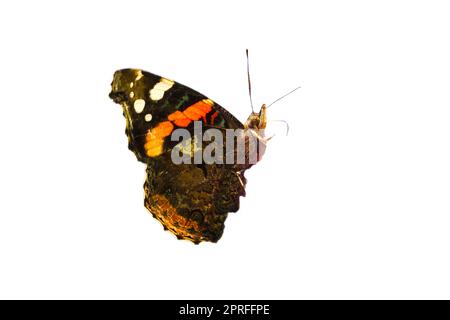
xmin=145 ymin=113 xmax=152 ymax=122
xmin=133 ymin=99 xmax=145 ymax=113
xmin=150 ymin=89 xmax=164 ymax=101
xmin=135 ymin=70 xmax=143 ymax=81
xmin=149 ymin=78 xmax=174 ymax=101
xmin=129 ymin=91 xmax=134 ymax=98
xmin=154 ymin=78 xmax=174 ymax=91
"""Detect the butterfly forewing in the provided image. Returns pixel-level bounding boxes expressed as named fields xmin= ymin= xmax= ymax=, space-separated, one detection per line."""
xmin=109 ymin=68 xmax=243 ymax=163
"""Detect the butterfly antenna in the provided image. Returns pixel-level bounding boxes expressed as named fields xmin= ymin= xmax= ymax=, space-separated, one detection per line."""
xmin=266 ymin=86 xmax=301 ymax=109
xmin=246 ymin=49 xmax=255 ymax=113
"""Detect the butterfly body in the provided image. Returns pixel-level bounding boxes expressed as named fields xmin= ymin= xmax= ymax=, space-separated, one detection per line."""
xmin=109 ymin=69 xmax=267 ymax=243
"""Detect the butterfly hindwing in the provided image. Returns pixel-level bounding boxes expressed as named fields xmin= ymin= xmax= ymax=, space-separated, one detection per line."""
xmin=144 ymin=152 xmax=247 ymax=243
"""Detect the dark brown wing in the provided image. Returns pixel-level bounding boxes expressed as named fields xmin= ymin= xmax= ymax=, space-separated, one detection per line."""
xmin=144 ymin=152 xmax=247 ymax=243
xmin=143 ymin=124 xmax=267 ymax=243
xmin=109 ymin=68 xmax=244 ymax=163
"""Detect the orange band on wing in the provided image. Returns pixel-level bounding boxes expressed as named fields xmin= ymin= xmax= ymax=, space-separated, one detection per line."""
xmin=144 ymin=121 xmax=174 ymax=157
xmin=183 ymin=99 xmax=213 ymax=121
xmin=167 ymin=99 xmax=214 ymax=127
xmin=144 ymin=99 xmax=215 ymax=157
xmin=167 ymin=110 xmax=191 ymax=127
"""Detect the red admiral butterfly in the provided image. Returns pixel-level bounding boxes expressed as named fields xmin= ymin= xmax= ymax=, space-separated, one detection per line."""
xmin=109 ymin=52 xmax=296 ymax=243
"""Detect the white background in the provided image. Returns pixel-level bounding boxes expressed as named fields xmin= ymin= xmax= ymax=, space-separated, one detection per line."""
xmin=0 ymin=0 xmax=449 ymax=299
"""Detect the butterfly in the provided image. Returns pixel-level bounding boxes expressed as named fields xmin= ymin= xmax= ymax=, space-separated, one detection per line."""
xmin=108 ymin=55 xmax=283 ymax=243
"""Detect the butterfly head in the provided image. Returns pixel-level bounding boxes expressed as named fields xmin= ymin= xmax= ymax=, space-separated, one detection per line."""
xmin=245 ymin=104 xmax=267 ymax=130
